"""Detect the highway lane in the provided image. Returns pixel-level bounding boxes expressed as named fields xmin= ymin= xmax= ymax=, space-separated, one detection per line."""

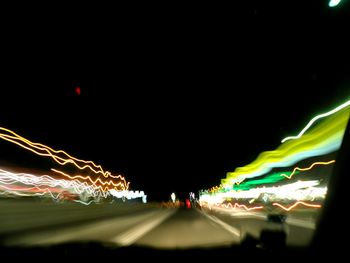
xmin=204 ymin=206 xmax=318 ymax=246
xmin=134 ymin=208 xmax=240 ymax=249
xmin=0 ymin=199 xmax=153 ymax=236
xmin=0 ymin=199 xmax=171 ymax=246
xmin=0 ymin=199 xmax=318 ymax=248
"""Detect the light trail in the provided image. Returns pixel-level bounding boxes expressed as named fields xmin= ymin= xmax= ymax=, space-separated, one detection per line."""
xmin=0 ymin=168 xmax=146 ymax=202
xmin=233 ymin=159 xmax=335 ymax=188
xmin=200 ymin=180 xmax=326 ymax=204
xmin=201 ymin=201 xmax=321 ymax=212
xmin=281 ymin=160 xmax=336 ymax=179
xmin=0 ymin=184 xmax=63 ymax=199
xmin=0 ymin=168 xmax=105 ymax=199
xmin=51 ymin=169 xmax=128 ymax=191
xmin=281 ymin=99 xmax=350 ymax=143
xmin=232 ymin=171 xmax=295 ymax=191
xmin=203 ymin=99 xmax=348 ymax=207
xmin=272 ymin=201 xmax=322 ymax=211
xmin=222 ymin=104 xmax=349 ymax=187
xmin=219 ymin=202 xmax=264 ymax=211
xmin=0 ymin=127 xmax=129 ymax=190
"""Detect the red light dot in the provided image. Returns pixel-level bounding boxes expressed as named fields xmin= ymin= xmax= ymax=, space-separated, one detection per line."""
xmin=75 ymin=87 xmax=81 ymax=96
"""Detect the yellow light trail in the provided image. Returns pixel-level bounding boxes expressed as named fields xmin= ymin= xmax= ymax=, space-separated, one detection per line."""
xmin=51 ymin=169 xmax=128 ymax=191
xmin=209 ymin=186 xmax=221 ymax=192
xmin=222 ymin=105 xmax=349 ymax=186
xmin=0 ymin=127 xmax=119 ymax=178
xmin=281 ymin=99 xmax=350 ymax=143
xmin=281 ymin=160 xmax=336 ymax=179
xmin=272 ymin=201 xmax=321 ymax=211
xmin=0 ymin=127 xmax=129 ymax=190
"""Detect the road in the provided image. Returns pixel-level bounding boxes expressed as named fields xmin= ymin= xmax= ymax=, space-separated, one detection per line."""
xmin=204 ymin=206 xmax=318 ymax=247
xmin=0 ymin=199 xmax=317 ymax=249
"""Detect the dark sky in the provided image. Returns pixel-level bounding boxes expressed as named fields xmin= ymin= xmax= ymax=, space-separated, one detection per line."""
xmin=1 ymin=2 xmax=349 ymax=201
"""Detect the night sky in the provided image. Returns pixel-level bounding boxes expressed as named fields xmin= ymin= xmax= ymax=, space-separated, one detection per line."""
xmin=1 ymin=2 xmax=349 ymax=201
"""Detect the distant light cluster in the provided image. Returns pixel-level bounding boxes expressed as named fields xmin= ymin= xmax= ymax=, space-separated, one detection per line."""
xmin=223 ymin=105 xmax=348 ymax=185
xmin=200 ymin=99 xmax=350 ymax=211
xmin=0 ymin=127 xmax=145 ymax=204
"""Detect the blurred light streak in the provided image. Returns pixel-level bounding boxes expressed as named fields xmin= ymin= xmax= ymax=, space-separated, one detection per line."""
xmin=329 ymin=0 xmax=341 ymax=7
xmin=223 ymin=106 xmax=349 ymax=186
xmin=0 ymin=190 xmax=48 ymax=198
xmin=281 ymin=99 xmax=350 ymax=143
xmin=273 ymin=201 xmax=321 ymax=211
xmin=219 ymin=202 xmax=264 ymax=211
xmin=200 ymin=180 xmax=326 ymax=204
xmin=109 ymin=189 xmax=147 ymax=200
xmin=0 ymin=127 xmax=129 ymax=190
xmin=0 ymin=168 xmax=100 ymax=193
xmin=233 ymin=171 xmax=295 ymax=191
xmin=51 ymin=169 xmax=126 ymax=191
xmin=0 ymin=167 xmax=147 ymax=202
xmin=0 ymin=168 xmax=107 ymax=200
xmin=281 ymin=160 xmax=335 ymax=179
xmin=0 ymin=184 xmax=62 ymax=199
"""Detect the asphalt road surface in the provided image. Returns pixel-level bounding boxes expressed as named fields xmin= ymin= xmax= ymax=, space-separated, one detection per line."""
xmin=0 ymin=199 xmax=318 ymax=249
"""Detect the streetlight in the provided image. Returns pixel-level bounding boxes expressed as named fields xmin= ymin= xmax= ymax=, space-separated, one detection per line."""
xmin=171 ymin=192 xmax=176 ymax=203
xmin=329 ymin=0 xmax=341 ymax=7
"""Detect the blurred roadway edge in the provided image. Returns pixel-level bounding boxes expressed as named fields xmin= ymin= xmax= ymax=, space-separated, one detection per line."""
xmin=205 ymin=207 xmax=316 ymax=229
xmin=286 ymin=217 xmax=315 ymax=229
xmin=0 ymin=200 xmax=151 ymax=235
xmin=111 ymin=208 xmax=177 ymax=246
xmin=3 ymin=208 xmax=177 ymax=247
xmin=197 ymin=208 xmax=241 ymax=238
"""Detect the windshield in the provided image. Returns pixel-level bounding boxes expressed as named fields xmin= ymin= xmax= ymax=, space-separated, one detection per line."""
xmin=1 ymin=1 xmax=349 ymax=258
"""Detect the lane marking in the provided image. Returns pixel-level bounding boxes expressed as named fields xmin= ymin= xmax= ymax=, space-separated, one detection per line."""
xmin=111 ymin=208 xmax=177 ymax=246
xmin=197 ymin=209 xmax=240 ymax=237
xmin=209 ymin=207 xmax=316 ymax=229
xmin=4 ymin=209 xmax=164 ymax=246
xmin=286 ymin=218 xmax=316 ymax=229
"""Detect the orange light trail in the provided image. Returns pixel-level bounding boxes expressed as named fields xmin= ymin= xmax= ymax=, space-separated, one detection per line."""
xmin=234 ymin=178 xmax=245 ymax=185
xmin=0 ymin=127 xmax=116 ymax=177
xmin=51 ymin=169 xmax=129 ymax=192
xmin=272 ymin=201 xmax=321 ymax=211
xmin=219 ymin=202 xmax=264 ymax=211
xmin=209 ymin=185 xmax=221 ymax=192
xmin=281 ymin=160 xmax=336 ymax=179
xmin=0 ymin=127 xmax=129 ymax=190
xmin=0 ymin=168 xmax=107 ymax=198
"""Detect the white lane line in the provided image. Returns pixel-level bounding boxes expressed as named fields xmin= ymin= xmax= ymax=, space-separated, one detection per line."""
xmin=197 ymin=209 xmax=240 ymax=237
xmin=111 ymin=208 xmax=177 ymax=246
xmin=4 ymin=209 xmax=163 ymax=246
xmin=286 ymin=218 xmax=316 ymax=229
